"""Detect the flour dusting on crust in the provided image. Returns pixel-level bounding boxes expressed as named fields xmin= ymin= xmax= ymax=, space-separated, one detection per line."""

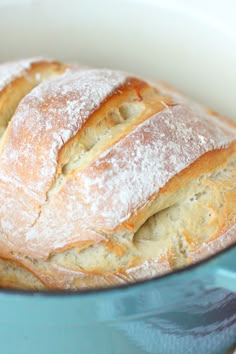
xmin=0 ymin=57 xmax=44 ymax=92
xmin=24 ymin=104 xmax=236 ymax=257
xmin=0 ymin=69 xmax=128 ymax=198
xmin=0 ymin=69 xmax=128 ymax=250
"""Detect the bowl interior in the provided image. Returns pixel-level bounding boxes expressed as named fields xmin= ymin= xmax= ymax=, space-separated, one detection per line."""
xmin=0 ymin=0 xmax=236 ymax=119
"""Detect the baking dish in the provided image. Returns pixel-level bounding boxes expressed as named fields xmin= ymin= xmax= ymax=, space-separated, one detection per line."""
xmin=0 ymin=0 xmax=235 ymax=353
xmin=0 ymin=244 xmax=235 ymax=354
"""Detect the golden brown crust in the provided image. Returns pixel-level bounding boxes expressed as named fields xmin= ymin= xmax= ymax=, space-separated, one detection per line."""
xmin=0 ymin=59 xmax=66 ymax=133
xmin=0 ymin=59 xmax=235 ymax=290
xmin=0 ymin=256 xmax=45 ymax=289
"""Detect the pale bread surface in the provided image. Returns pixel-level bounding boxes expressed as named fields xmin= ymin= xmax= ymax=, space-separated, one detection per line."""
xmin=0 ymin=58 xmax=235 ymax=290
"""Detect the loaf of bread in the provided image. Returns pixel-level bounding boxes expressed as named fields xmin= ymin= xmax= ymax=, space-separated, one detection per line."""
xmin=0 ymin=58 xmax=235 ymax=290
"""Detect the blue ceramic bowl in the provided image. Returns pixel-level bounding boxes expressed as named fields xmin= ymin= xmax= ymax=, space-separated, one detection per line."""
xmin=0 ymin=244 xmax=235 ymax=354
xmin=0 ymin=1 xmax=235 ymax=353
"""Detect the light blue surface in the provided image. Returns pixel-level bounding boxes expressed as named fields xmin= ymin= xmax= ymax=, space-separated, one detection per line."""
xmin=0 ymin=246 xmax=235 ymax=354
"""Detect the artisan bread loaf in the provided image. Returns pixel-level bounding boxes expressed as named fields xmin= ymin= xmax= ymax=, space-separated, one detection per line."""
xmin=0 ymin=58 xmax=235 ymax=290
